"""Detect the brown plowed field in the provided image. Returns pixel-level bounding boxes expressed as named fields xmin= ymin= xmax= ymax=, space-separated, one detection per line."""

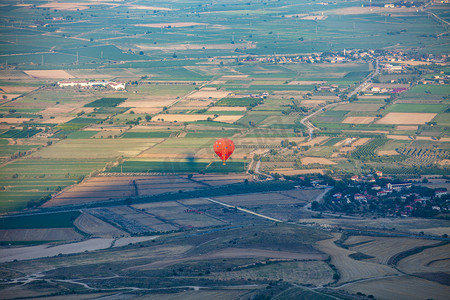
xmin=74 ymin=213 xmax=127 ymax=238
xmin=342 ymin=116 xmax=376 ymax=124
xmin=301 ymin=157 xmax=336 ymax=165
xmin=0 ymin=228 xmax=82 ymax=241
xmin=376 ymin=113 xmax=437 ymax=125
xmin=44 ymin=176 xmax=204 ymax=207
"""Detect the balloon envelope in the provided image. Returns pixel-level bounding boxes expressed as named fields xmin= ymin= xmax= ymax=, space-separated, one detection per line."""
xmin=214 ymin=138 xmax=235 ymax=165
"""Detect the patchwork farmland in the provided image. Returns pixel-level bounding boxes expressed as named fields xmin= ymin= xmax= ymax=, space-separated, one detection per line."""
xmin=0 ymin=0 xmax=449 ymax=299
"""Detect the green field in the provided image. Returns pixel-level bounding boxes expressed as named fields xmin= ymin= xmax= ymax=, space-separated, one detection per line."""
xmin=84 ymin=98 xmax=127 ymax=107
xmin=386 ymin=103 xmax=448 ymax=113
xmin=108 ymin=160 xmax=246 ymax=173
xmin=406 ymin=85 xmax=450 ymax=95
xmin=0 ymin=158 xmax=110 ymax=212
xmin=0 ymin=129 xmax=41 ymax=138
xmin=121 ymin=131 xmax=173 ymax=138
xmin=215 ymin=98 xmax=263 ymax=107
xmin=0 ymin=211 xmax=81 ymax=230
xmin=185 ymin=130 xmax=238 ymax=138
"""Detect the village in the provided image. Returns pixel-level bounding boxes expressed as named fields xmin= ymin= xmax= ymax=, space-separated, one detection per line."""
xmin=240 ymin=49 xmax=448 ymax=70
xmin=312 ymin=171 xmax=450 ymax=219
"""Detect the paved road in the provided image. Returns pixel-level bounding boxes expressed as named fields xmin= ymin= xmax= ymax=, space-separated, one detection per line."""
xmin=348 ymin=58 xmax=379 ymax=98
xmin=300 ymin=59 xmax=379 ymax=139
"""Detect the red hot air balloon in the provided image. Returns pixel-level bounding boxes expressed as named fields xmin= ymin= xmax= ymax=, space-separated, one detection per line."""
xmin=214 ymin=138 xmax=235 ymax=165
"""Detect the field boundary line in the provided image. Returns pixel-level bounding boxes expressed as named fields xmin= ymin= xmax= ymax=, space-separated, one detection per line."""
xmin=203 ymin=197 xmax=283 ymax=223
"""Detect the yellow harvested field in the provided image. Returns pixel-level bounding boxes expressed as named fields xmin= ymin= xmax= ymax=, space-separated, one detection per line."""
xmin=377 ymin=150 xmax=398 ymax=156
xmin=176 ymin=100 xmax=213 ymax=107
xmin=347 ymin=236 xmax=437 ymax=264
xmin=187 ymin=90 xmax=230 ymax=99
xmin=0 ymin=94 xmax=20 ymax=101
xmin=439 ymin=159 xmax=450 ymax=166
xmin=352 ymin=138 xmax=371 ymax=146
xmin=411 ymin=227 xmax=450 ymax=236
xmin=301 ymin=15 xmax=327 ymax=20
xmin=301 ymin=100 xmax=327 ymax=106
xmin=39 ymin=116 xmax=75 ymax=124
xmin=214 ymin=115 xmax=243 ymax=123
xmin=210 ymin=80 xmax=226 ymax=84
xmin=396 ymin=125 xmax=418 ymax=130
xmin=376 ymin=113 xmax=437 ymax=125
xmin=387 ymin=135 xmax=450 ymax=142
xmin=40 ymin=104 xmax=86 ymax=115
xmin=152 ymin=114 xmax=210 ymax=122
xmin=397 ymin=243 xmax=450 ymax=274
xmin=301 ymin=157 xmax=336 ymax=165
xmin=129 ymin=5 xmax=172 ymax=10
xmin=288 ymin=80 xmax=327 ymax=85
xmin=135 ymin=22 xmax=208 ymax=28
xmin=343 ymin=276 xmax=450 ymax=300
xmin=0 ymin=86 xmax=36 ymax=93
xmin=316 ymin=233 xmax=399 ymax=284
xmin=298 ymin=136 xmax=329 ymax=146
xmin=342 ymin=116 xmax=376 ymax=124
xmin=208 ymin=106 xmax=247 ymax=111
xmin=118 ymin=99 xmax=177 ymax=108
xmin=38 ymin=2 xmax=92 ymax=10
xmin=397 ymin=60 xmax=432 ymax=66
xmin=24 ymin=70 xmax=74 ymax=79
xmin=0 ymin=118 xmax=30 ymax=124
xmin=272 ymin=168 xmax=325 ymax=175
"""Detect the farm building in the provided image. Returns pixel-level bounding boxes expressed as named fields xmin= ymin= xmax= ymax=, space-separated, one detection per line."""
xmin=58 ymin=81 xmax=89 ymax=88
xmin=354 ymin=194 xmax=367 ymax=201
xmin=387 ymin=182 xmax=412 ymax=191
xmin=435 ymin=189 xmax=447 ymax=197
xmin=391 ymin=87 xmax=408 ymax=93
xmin=372 ymin=185 xmax=381 ymax=190
xmin=58 ymin=81 xmax=126 ymax=90
xmin=332 ymin=192 xmax=342 ymax=199
xmin=377 ymin=190 xmax=389 ymax=197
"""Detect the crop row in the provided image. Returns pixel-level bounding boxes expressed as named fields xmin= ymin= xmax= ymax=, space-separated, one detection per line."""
xmin=351 ymin=138 xmax=388 ymax=160
xmin=0 ymin=129 xmax=41 ymax=139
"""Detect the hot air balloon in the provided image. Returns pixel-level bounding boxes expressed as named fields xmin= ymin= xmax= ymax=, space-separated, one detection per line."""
xmin=214 ymin=138 xmax=235 ymax=165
